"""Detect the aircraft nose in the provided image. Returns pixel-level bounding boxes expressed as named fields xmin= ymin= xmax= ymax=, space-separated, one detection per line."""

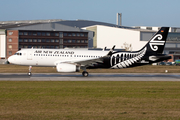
xmin=8 ymin=56 xmax=14 ymax=64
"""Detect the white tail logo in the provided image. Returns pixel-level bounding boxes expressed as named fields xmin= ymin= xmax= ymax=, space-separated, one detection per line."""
xmin=110 ymin=47 xmax=147 ymax=68
xmin=149 ymin=34 xmax=165 ymax=51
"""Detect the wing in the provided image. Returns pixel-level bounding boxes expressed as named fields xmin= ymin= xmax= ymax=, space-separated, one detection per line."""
xmin=54 ymin=46 xmax=115 ymax=67
xmin=75 ymin=57 xmax=105 ymax=67
xmin=75 ymin=45 xmax=115 ymax=67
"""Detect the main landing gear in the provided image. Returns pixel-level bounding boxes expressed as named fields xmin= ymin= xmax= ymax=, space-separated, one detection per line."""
xmin=81 ymin=66 xmax=89 ymax=77
xmin=28 ymin=66 xmax=32 ymax=76
xmin=82 ymin=71 xmax=89 ymax=77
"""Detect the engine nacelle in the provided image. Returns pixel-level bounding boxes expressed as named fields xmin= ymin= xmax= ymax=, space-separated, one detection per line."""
xmin=56 ymin=63 xmax=80 ymax=72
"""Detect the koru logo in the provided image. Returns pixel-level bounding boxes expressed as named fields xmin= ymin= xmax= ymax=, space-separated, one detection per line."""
xmin=149 ymin=34 xmax=165 ymax=51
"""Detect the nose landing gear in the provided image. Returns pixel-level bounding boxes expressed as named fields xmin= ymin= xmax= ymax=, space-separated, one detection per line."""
xmin=28 ymin=66 xmax=32 ymax=76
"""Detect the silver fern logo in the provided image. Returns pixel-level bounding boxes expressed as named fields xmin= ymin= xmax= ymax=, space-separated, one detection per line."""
xmin=149 ymin=34 xmax=165 ymax=51
xmin=110 ymin=47 xmax=147 ymax=68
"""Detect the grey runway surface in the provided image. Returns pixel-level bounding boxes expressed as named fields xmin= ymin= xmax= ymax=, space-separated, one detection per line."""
xmin=0 ymin=73 xmax=180 ymax=81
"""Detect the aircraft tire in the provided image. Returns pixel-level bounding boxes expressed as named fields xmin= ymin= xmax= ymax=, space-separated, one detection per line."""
xmin=28 ymin=72 xmax=32 ymax=76
xmin=82 ymin=71 xmax=88 ymax=77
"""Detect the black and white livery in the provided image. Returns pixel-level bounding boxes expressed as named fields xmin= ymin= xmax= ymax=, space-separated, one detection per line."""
xmin=8 ymin=27 xmax=171 ymax=77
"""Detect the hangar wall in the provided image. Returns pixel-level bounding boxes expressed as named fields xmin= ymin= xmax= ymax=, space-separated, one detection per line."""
xmin=0 ymin=32 xmax=6 ymax=59
xmin=6 ymin=30 xmax=19 ymax=58
xmin=96 ymin=25 xmax=147 ymax=51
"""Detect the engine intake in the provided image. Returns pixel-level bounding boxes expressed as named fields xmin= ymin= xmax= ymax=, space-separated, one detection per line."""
xmin=56 ymin=63 xmax=80 ymax=72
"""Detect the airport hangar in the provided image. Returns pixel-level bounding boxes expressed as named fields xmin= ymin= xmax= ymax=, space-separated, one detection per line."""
xmin=0 ymin=19 xmax=180 ymax=63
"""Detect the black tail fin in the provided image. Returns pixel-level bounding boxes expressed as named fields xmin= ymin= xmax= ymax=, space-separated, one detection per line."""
xmin=143 ymin=27 xmax=169 ymax=54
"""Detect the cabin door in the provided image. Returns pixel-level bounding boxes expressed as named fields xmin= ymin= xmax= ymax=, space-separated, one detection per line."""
xmin=27 ymin=50 xmax=32 ymax=60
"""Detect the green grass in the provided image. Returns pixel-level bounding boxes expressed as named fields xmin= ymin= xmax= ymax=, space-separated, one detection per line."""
xmin=0 ymin=81 xmax=180 ymax=120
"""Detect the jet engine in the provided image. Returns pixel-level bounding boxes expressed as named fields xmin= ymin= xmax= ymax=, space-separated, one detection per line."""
xmin=56 ymin=63 xmax=80 ymax=72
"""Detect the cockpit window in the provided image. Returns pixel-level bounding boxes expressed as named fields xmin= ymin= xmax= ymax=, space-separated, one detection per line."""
xmin=14 ymin=52 xmax=22 ymax=56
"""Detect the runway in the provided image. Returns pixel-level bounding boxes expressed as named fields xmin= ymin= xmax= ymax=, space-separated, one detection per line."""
xmin=0 ymin=73 xmax=180 ymax=81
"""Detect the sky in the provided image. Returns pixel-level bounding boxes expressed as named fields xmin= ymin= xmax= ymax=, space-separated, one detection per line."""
xmin=0 ymin=0 xmax=180 ymax=27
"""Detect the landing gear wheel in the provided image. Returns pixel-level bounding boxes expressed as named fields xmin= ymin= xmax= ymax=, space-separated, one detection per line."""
xmin=28 ymin=72 xmax=32 ymax=76
xmin=28 ymin=66 xmax=32 ymax=76
xmin=82 ymin=71 xmax=89 ymax=77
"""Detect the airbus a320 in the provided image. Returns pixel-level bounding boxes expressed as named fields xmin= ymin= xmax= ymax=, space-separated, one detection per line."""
xmin=8 ymin=27 xmax=171 ymax=77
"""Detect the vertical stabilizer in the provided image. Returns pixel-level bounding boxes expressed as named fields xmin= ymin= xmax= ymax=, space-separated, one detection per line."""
xmin=144 ymin=27 xmax=169 ymax=54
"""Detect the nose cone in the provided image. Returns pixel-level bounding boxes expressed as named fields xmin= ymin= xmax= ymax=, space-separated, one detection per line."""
xmin=8 ymin=56 xmax=14 ymax=64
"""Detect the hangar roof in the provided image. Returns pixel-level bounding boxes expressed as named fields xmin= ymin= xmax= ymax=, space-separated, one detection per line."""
xmin=0 ymin=19 xmax=134 ymax=31
xmin=4 ymin=22 xmax=88 ymax=32
xmin=54 ymin=20 xmax=133 ymax=29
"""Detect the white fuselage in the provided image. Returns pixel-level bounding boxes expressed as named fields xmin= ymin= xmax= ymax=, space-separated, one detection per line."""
xmin=8 ymin=49 xmax=108 ymax=67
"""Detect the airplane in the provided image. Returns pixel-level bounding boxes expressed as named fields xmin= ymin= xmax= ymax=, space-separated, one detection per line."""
xmin=8 ymin=27 xmax=171 ymax=77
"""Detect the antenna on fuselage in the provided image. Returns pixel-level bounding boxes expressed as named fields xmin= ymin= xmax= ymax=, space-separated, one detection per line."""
xmin=103 ymin=47 xmax=107 ymax=51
